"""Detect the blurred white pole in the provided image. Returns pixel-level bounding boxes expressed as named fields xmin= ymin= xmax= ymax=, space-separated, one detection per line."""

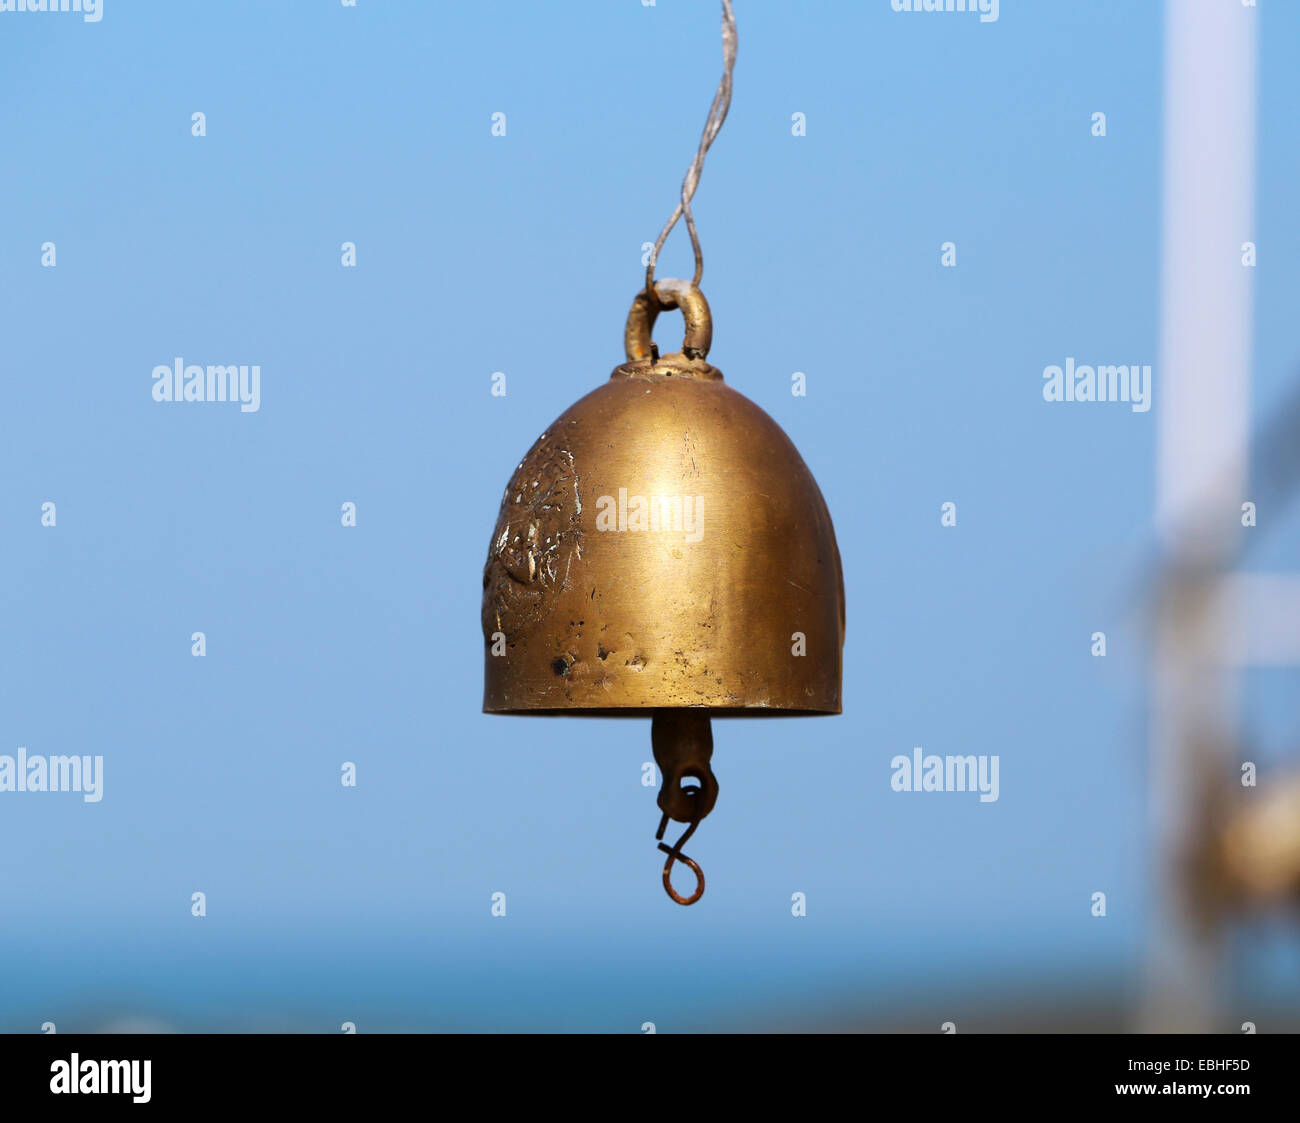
xmin=1145 ymin=0 xmax=1257 ymax=1032
xmin=1215 ymin=574 xmax=1300 ymax=667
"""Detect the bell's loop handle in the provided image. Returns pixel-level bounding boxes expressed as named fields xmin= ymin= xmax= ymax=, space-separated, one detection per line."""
xmin=625 ymin=279 xmax=712 ymax=363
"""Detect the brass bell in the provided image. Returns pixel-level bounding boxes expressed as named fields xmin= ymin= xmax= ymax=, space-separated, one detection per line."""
xmin=481 ymin=278 xmax=845 ymax=904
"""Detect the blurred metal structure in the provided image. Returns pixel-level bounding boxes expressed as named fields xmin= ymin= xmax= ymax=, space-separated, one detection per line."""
xmin=1144 ymin=0 xmax=1258 ymax=1033
xmin=1147 ymin=0 xmax=1300 ymax=1034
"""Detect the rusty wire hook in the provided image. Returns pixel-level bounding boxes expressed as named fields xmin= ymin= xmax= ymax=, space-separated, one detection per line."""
xmin=656 ymin=810 xmax=706 ymax=906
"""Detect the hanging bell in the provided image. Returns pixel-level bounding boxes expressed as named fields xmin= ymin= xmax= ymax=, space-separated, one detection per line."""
xmin=481 ymin=278 xmax=845 ymax=904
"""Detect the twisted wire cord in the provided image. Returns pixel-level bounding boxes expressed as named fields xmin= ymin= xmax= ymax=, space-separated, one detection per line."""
xmin=645 ymin=0 xmax=737 ymax=294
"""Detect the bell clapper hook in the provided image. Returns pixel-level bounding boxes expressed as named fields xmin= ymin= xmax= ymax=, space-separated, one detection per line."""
xmin=657 ymin=812 xmax=705 ymax=906
xmin=651 ymin=711 xmax=719 ymax=906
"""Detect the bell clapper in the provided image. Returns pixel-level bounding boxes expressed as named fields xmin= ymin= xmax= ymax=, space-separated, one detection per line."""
xmin=651 ymin=711 xmax=719 ymax=906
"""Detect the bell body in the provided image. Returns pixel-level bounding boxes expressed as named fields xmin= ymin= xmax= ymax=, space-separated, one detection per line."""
xmin=482 ymin=331 xmax=844 ymax=716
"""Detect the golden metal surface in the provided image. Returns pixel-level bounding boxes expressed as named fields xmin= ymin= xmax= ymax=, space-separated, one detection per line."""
xmin=1210 ymin=774 xmax=1300 ymax=908
xmin=481 ymin=281 xmax=845 ymax=717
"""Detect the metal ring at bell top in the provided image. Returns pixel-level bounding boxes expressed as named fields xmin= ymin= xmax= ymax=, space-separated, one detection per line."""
xmin=624 ymin=279 xmax=712 ymax=363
